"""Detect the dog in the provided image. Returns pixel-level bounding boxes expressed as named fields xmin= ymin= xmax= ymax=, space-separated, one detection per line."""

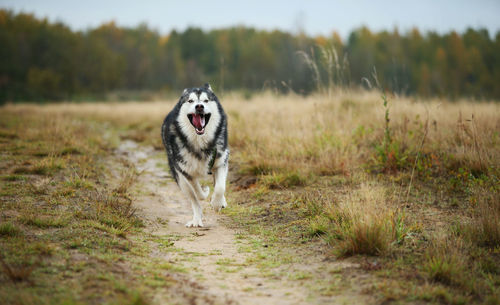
xmin=161 ymin=83 xmax=229 ymax=227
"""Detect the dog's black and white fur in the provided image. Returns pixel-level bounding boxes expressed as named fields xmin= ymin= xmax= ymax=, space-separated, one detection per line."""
xmin=161 ymin=83 xmax=229 ymax=227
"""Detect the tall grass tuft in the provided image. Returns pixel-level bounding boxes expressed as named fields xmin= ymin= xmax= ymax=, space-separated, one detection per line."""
xmin=300 ymin=184 xmax=409 ymax=257
xmin=464 ymin=190 xmax=500 ymax=248
xmin=297 ymin=44 xmax=350 ymax=95
xmin=424 ymin=237 xmax=467 ymax=287
xmin=337 ymin=217 xmax=391 ymax=256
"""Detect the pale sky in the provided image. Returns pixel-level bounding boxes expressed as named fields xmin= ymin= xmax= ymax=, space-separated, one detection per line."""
xmin=1 ymin=0 xmax=499 ymax=39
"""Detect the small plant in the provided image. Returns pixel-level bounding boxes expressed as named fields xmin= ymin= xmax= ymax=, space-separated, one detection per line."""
xmin=390 ymin=211 xmax=409 ymax=245
xmin=374 ymin=140 xmax=409 ymax=173
xmin=372 ymin=91 xmax=411 ymax=173
xmin=382 ymin=91 xmax=391 ymax=151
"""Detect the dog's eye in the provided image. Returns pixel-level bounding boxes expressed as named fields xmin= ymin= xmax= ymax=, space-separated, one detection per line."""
xmin=203 ymin=99 xmax=209 ymax=103
xmin=188 ymin=99 xmax=194 ymax=103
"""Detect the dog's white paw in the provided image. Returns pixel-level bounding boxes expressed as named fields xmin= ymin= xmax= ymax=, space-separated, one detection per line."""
xmin=185 ymin=218 xmax=204 ymax=228
xmin=210 ymin=195 xmax=227 ymax=212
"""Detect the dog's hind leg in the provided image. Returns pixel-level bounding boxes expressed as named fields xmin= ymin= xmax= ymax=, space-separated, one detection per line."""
xmin=210 ymin=161 xmax=228 ymax=211
xmin=193 ymin=179 xmax=210 ymax=200
xmin=177 ymin=174 xmax=204 ymax=227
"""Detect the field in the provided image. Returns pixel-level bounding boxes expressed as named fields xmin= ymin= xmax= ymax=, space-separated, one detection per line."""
xmin=0 ymin=91 xmax=499 ymax=305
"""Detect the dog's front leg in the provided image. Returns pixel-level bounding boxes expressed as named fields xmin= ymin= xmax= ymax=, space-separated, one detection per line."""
xmin=210 ymin=162 xmax=228 ymax=211
xmin=178 ymin=175 xmax=204 ymax=227
xmin=193 ymin=179 xmax=210 ymax=200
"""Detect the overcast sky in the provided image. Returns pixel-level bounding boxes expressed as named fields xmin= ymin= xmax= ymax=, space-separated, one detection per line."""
xmin=1 ymin=0 xmax=499 ymax=39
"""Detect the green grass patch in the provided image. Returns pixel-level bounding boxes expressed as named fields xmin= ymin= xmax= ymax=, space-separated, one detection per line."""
xmin=1 ymin=174 xmax=27 ymax=181
xmin=19 ymin=215 xmax=69 ymax=228
xmin=60 ymin=146 xmax=82 ymax=155
xmin=0 ymin=222 xmax=22 ymax=237
xmin=157 ymin=262 xmax=188 ymax=273
xmin=424 ymin=239 xmax=467 ymax=287
xmin=259 ymin=171 xmax=308 ymax=189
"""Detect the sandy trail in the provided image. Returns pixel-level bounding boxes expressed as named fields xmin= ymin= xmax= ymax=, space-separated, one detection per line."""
xmin=116 ymin=140 xmax=316 ymax=305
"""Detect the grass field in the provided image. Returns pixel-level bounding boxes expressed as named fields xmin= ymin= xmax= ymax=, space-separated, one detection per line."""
xmin=0 ymin=91 xmax=499 ymax=304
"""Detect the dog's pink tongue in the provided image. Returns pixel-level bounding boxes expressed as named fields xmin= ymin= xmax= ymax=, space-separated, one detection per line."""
xmin=192 ymin=114 xmax=203 ymax=130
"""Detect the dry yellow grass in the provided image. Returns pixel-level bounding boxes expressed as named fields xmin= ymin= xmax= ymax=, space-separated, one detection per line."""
xmin=5 ymin=90 xmax=498 ymax=176
xmin=299 ymin=180 xmax=404 ymax=256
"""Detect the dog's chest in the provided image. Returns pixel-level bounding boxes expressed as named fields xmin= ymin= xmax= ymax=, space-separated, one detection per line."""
xmin=180 ymin=148 xmax=210 ymax=176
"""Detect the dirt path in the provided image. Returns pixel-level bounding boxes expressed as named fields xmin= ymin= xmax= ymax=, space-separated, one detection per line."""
xmin=115 ymin=140 xmax=374 ymax=305
xmin=115 ymin=140 xmax=316 ymax=305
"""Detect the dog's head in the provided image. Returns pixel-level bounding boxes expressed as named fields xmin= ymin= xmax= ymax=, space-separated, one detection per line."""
xmin=177 ymin=83 xmax=221 ymax=136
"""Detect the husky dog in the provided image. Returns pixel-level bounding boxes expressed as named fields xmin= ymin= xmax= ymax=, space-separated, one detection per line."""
xmin=161 ymin=83 xmax=229 ymax=227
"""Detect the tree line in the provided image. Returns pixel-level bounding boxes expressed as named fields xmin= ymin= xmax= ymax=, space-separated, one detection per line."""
xmin=1 ymin=9 xmax=499 ymax=103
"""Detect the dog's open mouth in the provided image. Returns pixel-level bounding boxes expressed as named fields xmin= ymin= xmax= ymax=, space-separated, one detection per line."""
xmin=187 ymin=113 xmax=211 ymax=135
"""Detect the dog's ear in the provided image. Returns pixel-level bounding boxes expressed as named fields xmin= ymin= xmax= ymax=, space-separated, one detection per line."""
xmin=203 ymin=83 xmax=212 ymax=92
xmin=182 ymin=88 xmax=188 ymax=95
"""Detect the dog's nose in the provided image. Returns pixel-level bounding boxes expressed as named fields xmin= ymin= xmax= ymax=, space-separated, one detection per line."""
xmin=195 ymin=104 xmax=204 ymax=112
